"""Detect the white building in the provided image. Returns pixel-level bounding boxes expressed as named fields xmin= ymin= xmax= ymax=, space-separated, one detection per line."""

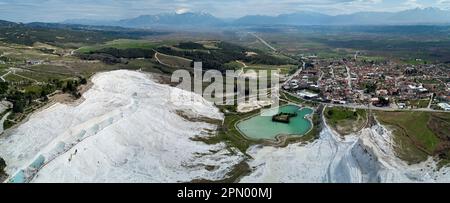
xmin=398 ymin=103 xmax=406 ymax=109
xmin=297 ymin=90 xmax=319 ymax=99
xmin=438 ymin=103 xmax=450 ymax=111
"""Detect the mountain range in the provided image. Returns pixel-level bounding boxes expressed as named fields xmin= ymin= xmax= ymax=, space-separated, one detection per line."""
xmin=63 ymin=7 xmax=450 ymax=28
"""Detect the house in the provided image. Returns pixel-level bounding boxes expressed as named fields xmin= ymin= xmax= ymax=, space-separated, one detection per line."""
xmin=370 ymin=97 xmax=380 ymax=105
xmin=26 ymin=59 xmax=44 ymax=65
xmin=376 ymin=89 xmax=388 ymax=96
xmin=282 ymin=84 xmax=291 ymax=90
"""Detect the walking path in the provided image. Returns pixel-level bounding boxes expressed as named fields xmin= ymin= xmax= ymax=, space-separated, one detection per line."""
xmin=0 ymin=71 xmax=11 ymax=82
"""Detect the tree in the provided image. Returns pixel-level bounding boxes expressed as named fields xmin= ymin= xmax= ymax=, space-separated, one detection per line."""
xmin=80 ymin=77 xmax=87 ymax=85
xmin=12 ymin=100 xmax=25 ymax=113
xmin=176 ymin=42 xmax=204 ymax=49
xmin=378 ymin=97 xmax=390 ymax=106
xmin=0 ymin=82 xmax=8 ymax=95
xmin=327 ymin=109 xmax=334 ymax=117
xmin=365 ymin=83 xmax=377 ymax=94
xmin=64 ymin=80 xmax=77 ymax=93
xmin=0 ymin=157 xmax=6 ymax=174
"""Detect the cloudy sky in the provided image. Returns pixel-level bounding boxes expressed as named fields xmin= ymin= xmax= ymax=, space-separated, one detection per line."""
xmin=0 ymin=0 xmax=449 ymax=22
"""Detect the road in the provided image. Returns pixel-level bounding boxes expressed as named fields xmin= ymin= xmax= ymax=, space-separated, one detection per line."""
xmin=154 ymin=52 xmax=168 ymax=67
xmin=345 ymin=65 xmax=352 ymax=89
xmin=427 ymin=94 xmax=434 ymax=109
xmin=283 ymin=61 xmax=304 ymax=86
xmin=154 ymin=51 xmax=193 ymax=68
xmin=250 ymin=32 xmax=277 ymax=52
xmin=317 ymin=71 xmax=324 ymax=88
xmin=236 ymin=60 xmax=248 ymax=68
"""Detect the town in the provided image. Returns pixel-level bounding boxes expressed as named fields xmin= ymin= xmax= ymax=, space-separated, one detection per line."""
xmin=283 ymin=55 xmax=450 ymax=111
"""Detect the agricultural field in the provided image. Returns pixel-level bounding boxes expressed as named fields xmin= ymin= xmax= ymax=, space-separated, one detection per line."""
xmin=246 ymin=64 xmax=297 ymax=75
xmin=231 ymin=26 xmax=450 ymax=63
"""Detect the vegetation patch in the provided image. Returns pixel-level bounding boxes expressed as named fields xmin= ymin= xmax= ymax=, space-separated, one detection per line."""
xmin=156 ymin=41 xmax=296 ymax=73
xmin=191 ymin=106 xmax=261 ymax=155
xmin=175 ymin=42 xmax=205 ymax=50
xmin=0 ymin=22 xmax=164 ymax=47
xmin=0 ymin=157 xmax=7 ymax=182
xmin=77 ymin=39 xmax=163 ymax=54
xmin=191 ymin=160 xmax=251 ymax=183
xmin=375 ymin=111 xmax=450 ymax=166
xmin=155 ymin=52 xmax=192 ymax=68
xmin=324 ymin=107 xmax=367 ymax=136
xmin=407 ymin=99 xmax=430 ymax=109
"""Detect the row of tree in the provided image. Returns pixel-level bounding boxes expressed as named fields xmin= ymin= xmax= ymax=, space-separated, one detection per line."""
xmin=77 ymin=47 xmax=156 ymax=64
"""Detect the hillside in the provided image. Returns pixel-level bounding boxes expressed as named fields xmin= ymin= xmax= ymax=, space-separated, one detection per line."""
xmin=0 ymin=20 xmax=165 ymax=47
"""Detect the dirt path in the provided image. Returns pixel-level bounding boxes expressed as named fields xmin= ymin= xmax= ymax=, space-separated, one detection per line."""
xmin=0 ymin=71 xmax=11 ymax=82
xmin=154 ymin=51 xmax=192 ymax=68
xmin=236 ymin=60 xmax=248 ymax=68
xmin=427 ymin=94 xmax=433 ymax=109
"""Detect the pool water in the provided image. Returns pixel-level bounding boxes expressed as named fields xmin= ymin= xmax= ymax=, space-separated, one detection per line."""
xmin=237 ymin=105 xmax=314 ymax=140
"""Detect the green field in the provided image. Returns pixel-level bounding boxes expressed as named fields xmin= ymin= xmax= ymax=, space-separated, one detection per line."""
xmin=244 ymin=64 xmax=297 ymax=75
xmin=376 ymin=111 xmax=450 ymax=165
xmin=357 ymin=55 xmax=387 ymax=62
xmin=76 ymin=39 xmax=170 ymax=53
xmin=324 ymin=107 xmax=367 ymax=135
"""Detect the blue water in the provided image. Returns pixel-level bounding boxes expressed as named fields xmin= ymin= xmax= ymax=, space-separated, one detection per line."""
xmin=29 ymin=155 xmax=45 ymax=169
xmin=8 ymin=155 xmax=46 ymax=183
xmin=9 ymin=170 xmax=26 ymax=183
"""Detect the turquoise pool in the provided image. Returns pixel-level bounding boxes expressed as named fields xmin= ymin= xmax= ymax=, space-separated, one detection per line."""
xmin=237 ymin=105 xmax=314 ymax=140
